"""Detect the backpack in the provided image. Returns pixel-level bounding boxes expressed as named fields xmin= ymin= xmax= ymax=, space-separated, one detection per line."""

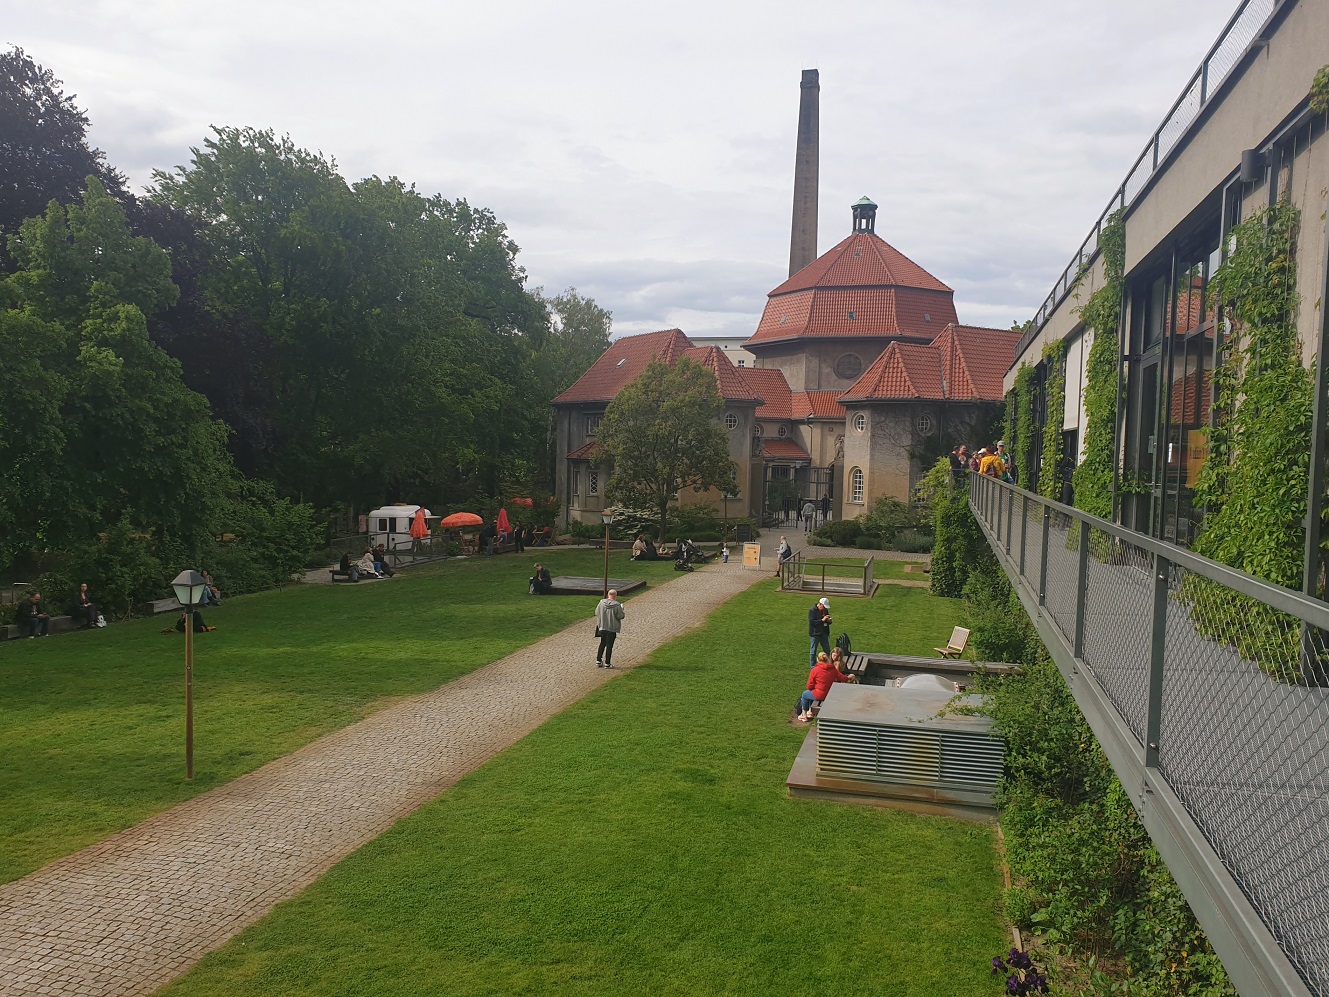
xmin=339 ymin=552 xmax=351 ymax=571
xmin=835 ymin=632 xmax=852 ymax=655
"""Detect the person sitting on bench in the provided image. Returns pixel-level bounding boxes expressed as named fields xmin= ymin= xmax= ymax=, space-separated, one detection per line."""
xmin=20 ymin=591 xmax=51 ymax=637
xmin=75 ymin=582 xmax=99 ymax=628
xmin=529 ymin=563 xmax=552 ymax=595
xmin=356 ymin=548 xmax=383 ymax=579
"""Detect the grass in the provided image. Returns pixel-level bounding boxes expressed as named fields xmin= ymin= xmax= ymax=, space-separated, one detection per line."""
xmin=0 ymin=548 xmax=679 ymax=884
xmin=159 ymin=582 xmax=1006 ymax=997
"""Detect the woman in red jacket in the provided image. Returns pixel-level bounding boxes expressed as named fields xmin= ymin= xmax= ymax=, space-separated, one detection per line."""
xmin=797 ymin=651 xmax=855 ymax=722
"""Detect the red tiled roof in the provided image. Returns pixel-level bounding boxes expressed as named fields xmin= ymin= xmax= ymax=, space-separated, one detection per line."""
xmin=792 ymin=390 xmax=846 ymax=420
xmin=840 ymin=324 xmax=1020 ymax=403
xmin=553 ymin=329 xmax=760 ymax=405
xmin=681 ymin=345 xmax=761 ymax=402
xmin=554 ymin=329 xmax=692 ymax=405
xmin=762 ymin=439 xmax=812 ymax=460
xmin=566 ymin=441 xmax=604 ymax=460
xmin=738 ymin=367 xmax=793 ymax=419
xmin=770 ymin=231 xmax=952 ymax=296
xmin=746 ymin=285 xmax=958 ymax=347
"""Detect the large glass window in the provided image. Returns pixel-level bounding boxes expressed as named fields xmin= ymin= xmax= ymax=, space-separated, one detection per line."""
xmin=850 ymin=467 xmax=864 ymax=503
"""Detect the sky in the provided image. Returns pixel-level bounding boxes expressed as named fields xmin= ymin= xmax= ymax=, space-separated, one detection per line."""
xmin=7 ymin=0 xmax=1240 ymax=340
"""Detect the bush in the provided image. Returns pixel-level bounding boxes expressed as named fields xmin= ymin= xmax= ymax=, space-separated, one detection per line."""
xmin=892 ymin=529 xmax=934 ymax=553
xmin=859 ymin=496 xmax=911 ymax=543
xmin=817 ymin=518 xmax=862 ymax=546
xmin=54 ymin=517 xmax=166 ymax=619
xmin=854 ymin=535 xmax=883 ymax=550
xmin=204 ymin=482 xmax=322 ymax=596
xmin=925 ymin=458 xmax=992 ymax=597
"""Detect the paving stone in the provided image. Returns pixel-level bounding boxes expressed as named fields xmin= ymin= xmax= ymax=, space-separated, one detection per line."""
xmin=0 ymin=562 xmax=762 ymax=996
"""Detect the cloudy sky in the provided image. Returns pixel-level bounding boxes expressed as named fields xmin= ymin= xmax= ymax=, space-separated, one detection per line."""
xmin=8 ymin=0 xmax=1238 ymax=338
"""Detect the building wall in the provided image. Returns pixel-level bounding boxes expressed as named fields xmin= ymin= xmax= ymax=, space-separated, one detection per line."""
xmin=751 ymin=342 xmax=810 ymax=391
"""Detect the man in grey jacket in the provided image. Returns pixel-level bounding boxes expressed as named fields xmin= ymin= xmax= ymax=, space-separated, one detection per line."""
xmin=595 ymin=590 xmax=625 ymax=668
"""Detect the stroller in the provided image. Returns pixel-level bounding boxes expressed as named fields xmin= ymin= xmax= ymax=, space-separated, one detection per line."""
xmin=673 ymin=544 xmax=694 ymax=571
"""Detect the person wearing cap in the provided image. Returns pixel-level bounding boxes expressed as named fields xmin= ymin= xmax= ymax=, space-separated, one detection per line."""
xmin=808 ymin=597 xmax=832 ymax=667
xmin=979 ymin=445 xmax=1006 ymax=478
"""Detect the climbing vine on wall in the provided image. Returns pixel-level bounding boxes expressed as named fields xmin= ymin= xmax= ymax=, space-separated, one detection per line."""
xmin=1071 ymin=212 xmax=1125 ymax=520
xmin=1194 ymin=199 xmax=1309 ymax=588
xmin=1311 ymin=64 xmax=1329 ymax=115
xmin=1184 ymin=199 xmax=1313 ymax=677
xmin=1038 ymin=341 xmax=1067 ymax=500
xmin=1011 ymin=364 xmax=1038 ymax=492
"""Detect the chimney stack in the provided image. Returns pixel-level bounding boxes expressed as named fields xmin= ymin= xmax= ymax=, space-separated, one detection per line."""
xmin=788 ymin=69 xmax=819 ymax=278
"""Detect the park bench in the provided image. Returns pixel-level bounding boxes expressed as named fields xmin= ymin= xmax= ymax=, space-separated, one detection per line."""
xmin=3 ymin=614 xmax=79 ymax=640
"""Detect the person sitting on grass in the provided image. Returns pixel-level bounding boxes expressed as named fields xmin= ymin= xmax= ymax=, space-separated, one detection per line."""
xmin=529 ymin=563 xmax=552 ymax=595
xmin=797 ymin=650 xmax=857 ymax=723
xmin=169 ymin=610 xmax=215 ymax=633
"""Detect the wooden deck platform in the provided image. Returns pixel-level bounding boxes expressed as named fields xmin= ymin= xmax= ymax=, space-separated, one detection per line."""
xmin=548 ymin=576 xmax=647 ymax=596
xmin=842 ymin=651 xmax=1020 ymax=684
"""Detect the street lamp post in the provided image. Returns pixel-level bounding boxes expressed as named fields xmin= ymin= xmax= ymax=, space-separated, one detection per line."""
xmin=601 ymin=508 xmax=615 ymax=598
xmin=171 ymin=569 xmax=208 ymax=780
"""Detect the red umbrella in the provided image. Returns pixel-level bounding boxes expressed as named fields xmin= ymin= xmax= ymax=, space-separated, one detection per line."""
xmin=496 ymin=508 xmax=511 ymax=534
xmin=410 ymin=508 xmax=429 ymax=539
xmin=438 ymin=512 xmax=483 ymax=528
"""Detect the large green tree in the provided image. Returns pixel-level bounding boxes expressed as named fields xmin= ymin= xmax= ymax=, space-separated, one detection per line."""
xmin=598 ymin=357 xmax=734 ymax=541
xmin=0 ymin=178 xmax=234 ymax=564
xmin=0 ymin=47 xmax=127 ymax=271
xmin=150 ymin=128 xmax=551 ymax=510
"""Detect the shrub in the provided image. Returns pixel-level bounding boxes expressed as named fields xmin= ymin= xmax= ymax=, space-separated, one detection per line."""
xmin=854 ymin=535 xmax=882 ymax=550
xmin=859 ymin=496 xmax=911 ymax=542
xmin=204 ymin=483 xmax=322 ymax=596
xmin=925 ymin=458 xmax=992 ymax=597
xmin=818 ymin=518 xmax=862 ymax=546
xmin=892 ymin=529 xmax=934 ymax=553
xmin=56 ymin=517 xmax=166 ymax=619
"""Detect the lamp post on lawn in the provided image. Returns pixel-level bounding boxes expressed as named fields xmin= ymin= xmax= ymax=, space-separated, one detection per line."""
xmin=171 ymin=569 xmax=208 ymax=780
xmin=601 ymin=508 xmax=615 ymax=598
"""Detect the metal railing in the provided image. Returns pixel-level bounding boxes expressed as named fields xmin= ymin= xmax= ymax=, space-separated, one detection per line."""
xmin=780 ymin=554 xmax=875 ymax=596
xmin=969 ymin=472 xmax=1327 ymax=997
xmin=1015 ymin=0 xmax=1279 ymax=363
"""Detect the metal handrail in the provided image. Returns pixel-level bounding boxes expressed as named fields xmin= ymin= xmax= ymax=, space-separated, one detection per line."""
xmin=968 ymin=471 xmax=1325 ymax=997
xmin=1014 ymin=0 xmax=1279 ymax=365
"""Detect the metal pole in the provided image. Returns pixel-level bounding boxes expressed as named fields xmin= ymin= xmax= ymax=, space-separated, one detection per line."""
xmin=1038 ymin=505 xmax=1051 ymax=606
xmin=1005 ymin=483 xmax=1015 ymax=556
xmin=1145 ymin=553 xmax=1170 ymax=769
xmin=602 ymin=524 xmax=610 ymax=598
xmin=1019 ymin=494 xmax=1029 ymax=577
xmin=185 ymin=601 xmax=194 ymax=780
xmin=1074 ymin=519 xmax=1090 ymax=658
xmin=1302 ymin=171 xmax=1329 ymax=683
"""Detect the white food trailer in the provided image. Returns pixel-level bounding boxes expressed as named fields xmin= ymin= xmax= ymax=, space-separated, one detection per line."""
xmin=366 ymin=504 xmax=432 ymax=552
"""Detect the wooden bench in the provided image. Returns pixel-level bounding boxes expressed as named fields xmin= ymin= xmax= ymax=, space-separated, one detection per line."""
xmin=329 ymin=568 xmax=384 ymax=583
xmin=147 ymin=597 xmax=184 ymax=615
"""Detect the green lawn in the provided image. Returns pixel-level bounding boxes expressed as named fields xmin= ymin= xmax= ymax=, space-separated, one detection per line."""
xmin=160 ymin=583 xmax=1005 ymax=997
xmin=0 ymin=549 xmax=679 ymax=883
xmin=801 ymin=556 xmax=928 ymax=581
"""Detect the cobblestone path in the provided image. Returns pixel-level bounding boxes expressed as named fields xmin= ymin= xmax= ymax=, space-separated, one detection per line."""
xmin=0 ymin=563 xmax=764 ymax=996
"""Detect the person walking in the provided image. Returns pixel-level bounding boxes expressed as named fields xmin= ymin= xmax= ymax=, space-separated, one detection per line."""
xmin=595 ymin=589 xmax=625 ymax=668
xmin=808 ymin=597 xmax=832 ymax=667
xmin=801 ymin=499 xmax=816 ymax=532
xmin=774 ymin=535 xmax=793 ymax=577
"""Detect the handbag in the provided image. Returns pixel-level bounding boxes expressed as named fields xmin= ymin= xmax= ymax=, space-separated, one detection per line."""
xmin=594 ymin=626 xmax=602 ymax=638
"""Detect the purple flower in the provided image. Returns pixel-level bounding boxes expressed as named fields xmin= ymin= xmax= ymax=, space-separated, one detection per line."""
xmin=992 ymin=956 xmax=1007 ymax=974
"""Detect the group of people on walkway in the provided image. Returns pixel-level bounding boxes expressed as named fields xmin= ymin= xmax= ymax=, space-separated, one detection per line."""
xmin=950 ymin=440 xmax=1015 ymax=484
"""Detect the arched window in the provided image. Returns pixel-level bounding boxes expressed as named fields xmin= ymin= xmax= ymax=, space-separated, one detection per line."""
xmin=850 ymin=467 xmax=864 ymax=503
xmin=724 ymin=412 xmax=739 ymax=431
xmin=916 ymin=413 xmax=934 ymax=436
xmin=853 ymin=412 xmax=866 ymax=433
xmin=777 ymin=425 xmax=788 ymax=438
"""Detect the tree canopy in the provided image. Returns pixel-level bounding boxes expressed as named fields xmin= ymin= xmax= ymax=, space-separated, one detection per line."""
xmin=0 ymin=47 xmax=126 ymax=267
xmin=598 ymin=357 xmax=734 ymax=541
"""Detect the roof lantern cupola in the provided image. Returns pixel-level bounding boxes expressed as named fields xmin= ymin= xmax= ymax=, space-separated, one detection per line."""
xmin=851 ymin=196 xmax=877 ymax=234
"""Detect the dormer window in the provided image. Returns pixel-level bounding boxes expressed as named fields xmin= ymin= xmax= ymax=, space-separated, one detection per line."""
xmin=586 ymin=415 xmax=602 ymax=436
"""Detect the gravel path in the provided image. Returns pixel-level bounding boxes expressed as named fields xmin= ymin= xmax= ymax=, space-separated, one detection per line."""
xmin=0 ymin=562 xmax=765 ymax=997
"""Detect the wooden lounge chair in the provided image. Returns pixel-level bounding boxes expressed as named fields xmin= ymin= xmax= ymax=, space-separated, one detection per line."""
xmin=934 ymin=626 xmax=970 ymax=659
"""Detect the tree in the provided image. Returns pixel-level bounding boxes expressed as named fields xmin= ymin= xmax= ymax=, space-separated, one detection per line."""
xmin=0 ymin=47 xmax=126 ymax=269
xmin=535 ymin=287 xmax=612 ymax=398
xmin=598 ymin=357 xmax=734 ymax=541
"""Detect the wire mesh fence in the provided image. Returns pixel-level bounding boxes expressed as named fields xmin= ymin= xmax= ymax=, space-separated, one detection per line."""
xmin=970 ymin=473 xmax=1329 ymax=996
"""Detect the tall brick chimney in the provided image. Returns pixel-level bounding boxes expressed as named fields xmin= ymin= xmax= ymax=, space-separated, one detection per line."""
xmin=788 ymin=69 xmax=820 ymax=278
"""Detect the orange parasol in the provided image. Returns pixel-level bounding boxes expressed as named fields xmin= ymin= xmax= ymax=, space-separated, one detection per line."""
xmin=410 ymin=508 xmax=429 ymax=539
xmin=438 ymin=512 xmax=483 ymax=528
xmin=496 ymin=508 xmax=511 ymax=534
